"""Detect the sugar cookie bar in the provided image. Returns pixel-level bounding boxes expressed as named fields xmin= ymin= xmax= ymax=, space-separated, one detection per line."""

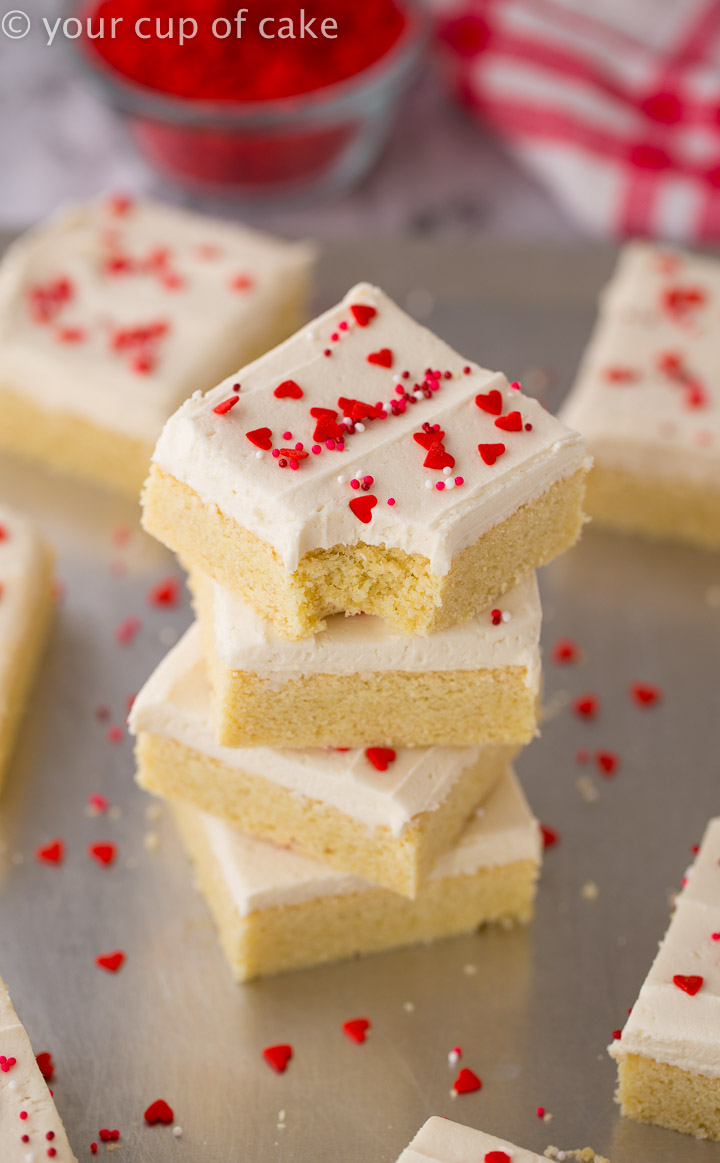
xmin=610 ymin=816 xmax=720 ymax=1139
xmin=0 ymin=505 xmax=53 ymax=792
xmin=191 ymin=568 xmax=541 ymax=747
xmin=396 ymin=1117 xmax=547 ymax=1163
xmin=1 ymin=974 xmax=78 ymax=1162
xmin=561 ymin=242 xmax=720 ymax=548
xmin=129 ymin=626 xmax=515 ymax=897
xmin=143 ymin=282 xmax=588 ymax=638
xmin=0 ymin=197 xmax=313 ymax=496
xmin=173 ymin=768 xmax=540 ymax=981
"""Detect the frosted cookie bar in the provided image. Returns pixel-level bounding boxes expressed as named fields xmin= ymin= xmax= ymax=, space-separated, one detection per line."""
xmin=610 ymin=816 xmax=720 ymax=1139
xmin=143 ymin=283 xmax=588 ymax=638
xmin=0 ymin=505 xmax=53 ymax=792
xmin=0 ymin=974 xmax=78 ymax=1162
xmin=129 ymin=626 xmax=514 ymax=898
xmin=562 ymin=242 xmax=720 ymax=548
xmin=174 ymin=768 xmax=540 ymax=981
xmin=396 ymin=1117 xmax=546 ymax=1162
xmin=0 ymin=197 xmax=312 ymax=496
xmin=191 ymin=569 xmax=541 ymax=748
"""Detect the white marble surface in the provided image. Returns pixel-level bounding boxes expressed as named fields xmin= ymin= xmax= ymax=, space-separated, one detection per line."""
xmin=0 ymin=0 xmax=579 ymax=238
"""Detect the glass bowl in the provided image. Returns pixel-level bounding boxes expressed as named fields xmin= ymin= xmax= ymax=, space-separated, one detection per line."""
xmin=72 ymin=4 xmax=427 ymax=202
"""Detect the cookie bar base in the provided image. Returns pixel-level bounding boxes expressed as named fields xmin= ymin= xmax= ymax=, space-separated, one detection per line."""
xmin=0 ymin=550 xmax=54 ymax=791
xmin=208 ymin=650 xmax=539 ymax=748
xmin=0 ymin=385 xmax=153 ymax=498
xmin=136 ymin=733 xmax=513 ymax=898
xmin=142 ymin=463 xmax=587 ymax=639
xmin=585 ymin=465 xmax=720 ymax=550
xmin=616 ymin=1053 xmax=720 ymax=1140
xmin=172 ymin=804 xmax=538 ymax=982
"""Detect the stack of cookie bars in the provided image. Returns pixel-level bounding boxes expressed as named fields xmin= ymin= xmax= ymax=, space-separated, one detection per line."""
xmin=130 ymin=282 xmax=590 ymax=981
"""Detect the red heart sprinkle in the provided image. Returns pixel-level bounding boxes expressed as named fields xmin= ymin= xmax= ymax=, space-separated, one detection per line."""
xmin=274 ymin=380 xmax=303 ymax=399
xmin=349 ymin=495 xmax=377 ymax=524
xmin=278 ymin=448 xmax=309 ymax=461
xmin=148 ymin=577 xmax=180 ymax=607
xmin=89 ymin=842 xmax=117 ymax=867
xmin=630 ymin=682 xmax=662 ymax=707
xmin=604 ymin=366 xmax=638 ymax=383
xmin=612 ymin=1029 xmax=622 ymax=1040
xmin=495 ymin=410 xmax=523 ymax=432
xmin=367 ymin=348 xmax=393 ymax=368
xmin=485 ymin=1153 xmax=512 ymax=1163
xmin=144 ymin=1099 xmax=174 ymax=1125
xmin=350 ymin=304 xmax=377 ymax=327
xmin=262 ymin=1044 xmax=292 ymax=1073
xmin=573 ymin=694 xmax=599 ymax=719
xmin=246 ymin=427 xmax=273 ymax=450
xmin=413 ymin=429 xmax=445 ymax=450
xmin=213 ymin=395 xmax=239 ymax=416
xmin=475 ymin=389 xmax=503 ymax=415
xmin=541 ymin=824 xmax=560 ymax=849
xmin=95 ymin=950 xmax=126 ymax=973
xmin=423 ymin=442 xmax=455 ymax=470
xmin=478 ymin=443 xmax=506 ymax=466
xmin=36 ymin=840 xmax=64 ymax=865
xmin=595 ymin=751 xmax=619 ymax=777
xmin=342 ymin=1018 xmax=370 ymax=1043
xmin=551 ymin=638 xmax=579 ymax=664
xmin=35 ymin=1052 xmax=54 ymax=1081
xmin=453 ymin=1067 xmax=482 ymax=1094
xmin=673 ymin=974 xmax=703 ymax=996
xmin=365 ymin=747 xmax=396 ymax=771
xmin=313 ymin=413 xmax=343 ymax=442
xmin=338 ymin=397 xmax=380 ymax=420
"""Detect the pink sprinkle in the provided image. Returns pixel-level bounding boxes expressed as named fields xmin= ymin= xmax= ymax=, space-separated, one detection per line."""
xmin=712 ymin=933 xmax=720 ymax=941
xmin=454 ymin=476 xmax=464 ymax=486
xmin=463 ymin=366 xmax=471 ymax=374
xmin=312 ymin=445 xmax=321 ymax=454
xmin=331 ymin=333 xmax=339 ymax=341
xmin=536 ymin=1106 xmax=546 ymax=1119
xmin=107 ymin=725 xmax=123 ymax=744
xmin=363 ymin=475 xmax=374 ymax=485
xmin=436 ymin=481 xmax=445 ymax=491
xmin=339 ymin=321 xmax=348 ymax=331
xmin=115 ymin=616 xmax=141 ymax=645
xmin=272 ymin=449 xmax=280 ymax=458
xmin=282 ymin=431 xmax=292 ymax=440
xmin=20 ymin=1111 xmax=27 ymax=1120
xmin=326 ymin=440 xmax=336 ymax=450
xmin=88 ymin=793 xmax=109 ymax=814
xmin=290 ymin=461 xmax=299 ymax=470
xmin=510 ymin=380 xmax=521 ymax=390
xmin=387 ymin=498 xmax=395 ymax=506
xmin=295 ymin=442 xmax=304 ymax=450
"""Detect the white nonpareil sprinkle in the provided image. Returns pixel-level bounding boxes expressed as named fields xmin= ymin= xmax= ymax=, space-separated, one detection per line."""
xmin=448 ymin=1049 xmax=460 ymax=1066
xmin=403 ymin=1001 xmax=415 ymax=1013
xmin=501 ymin=610 xmax=512 ymax=623
xmin=256 ymin=450 xmax=265 ymax=460
xmin=305 ymin=329 xmax=316 ymax=340
xmin=172 ymin=1126 xmax=183 ymax=1138
xmin=442 ymin=465 xmax=452 ymax=475
xmin=424 ymin=480 xmax=433 ymax=489
xmin=355 ymin=422 xmax=365 ymax=432
xmin=8 ymin=1079 xmax=17 ymax=1091
xmin=337 ymin=475 xmax=345 ymax=484
xmin=445 ymin=480 xmax=455 ymax=490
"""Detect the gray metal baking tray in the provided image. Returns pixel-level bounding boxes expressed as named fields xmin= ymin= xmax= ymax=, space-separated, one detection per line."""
xmin=0 ymin=237 xmax=719 ymax=1162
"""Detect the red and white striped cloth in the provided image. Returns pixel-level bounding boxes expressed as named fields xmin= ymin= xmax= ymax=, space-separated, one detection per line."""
xmin=431 ymin=0 xmax=720 ymax=239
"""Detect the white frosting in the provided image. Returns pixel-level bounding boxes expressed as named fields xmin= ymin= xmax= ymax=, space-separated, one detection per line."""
xmin=207 ymin=571 xmax=541 ymax=684
xmin=152 ymin=282 xmax=587 ymax=574
xmin=610 ymin=817 xmax=720 ymax=1078
xmin=129 ymin=626 xmax=496 ymax=836
xmin=561 ymin=242 xmax=720 ymax=487
xmin=0 ymin=975 xmax=77 ymax=1162
xmin=0 ymin=197 xmax=313 ymax=444
xmin=194 ymin=767 xmax=538 ymax=916
xmin=396 ymin=1117 xmax=544 ymax=1163
xmin=0 ymin=505 xmax=49 ymax=722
